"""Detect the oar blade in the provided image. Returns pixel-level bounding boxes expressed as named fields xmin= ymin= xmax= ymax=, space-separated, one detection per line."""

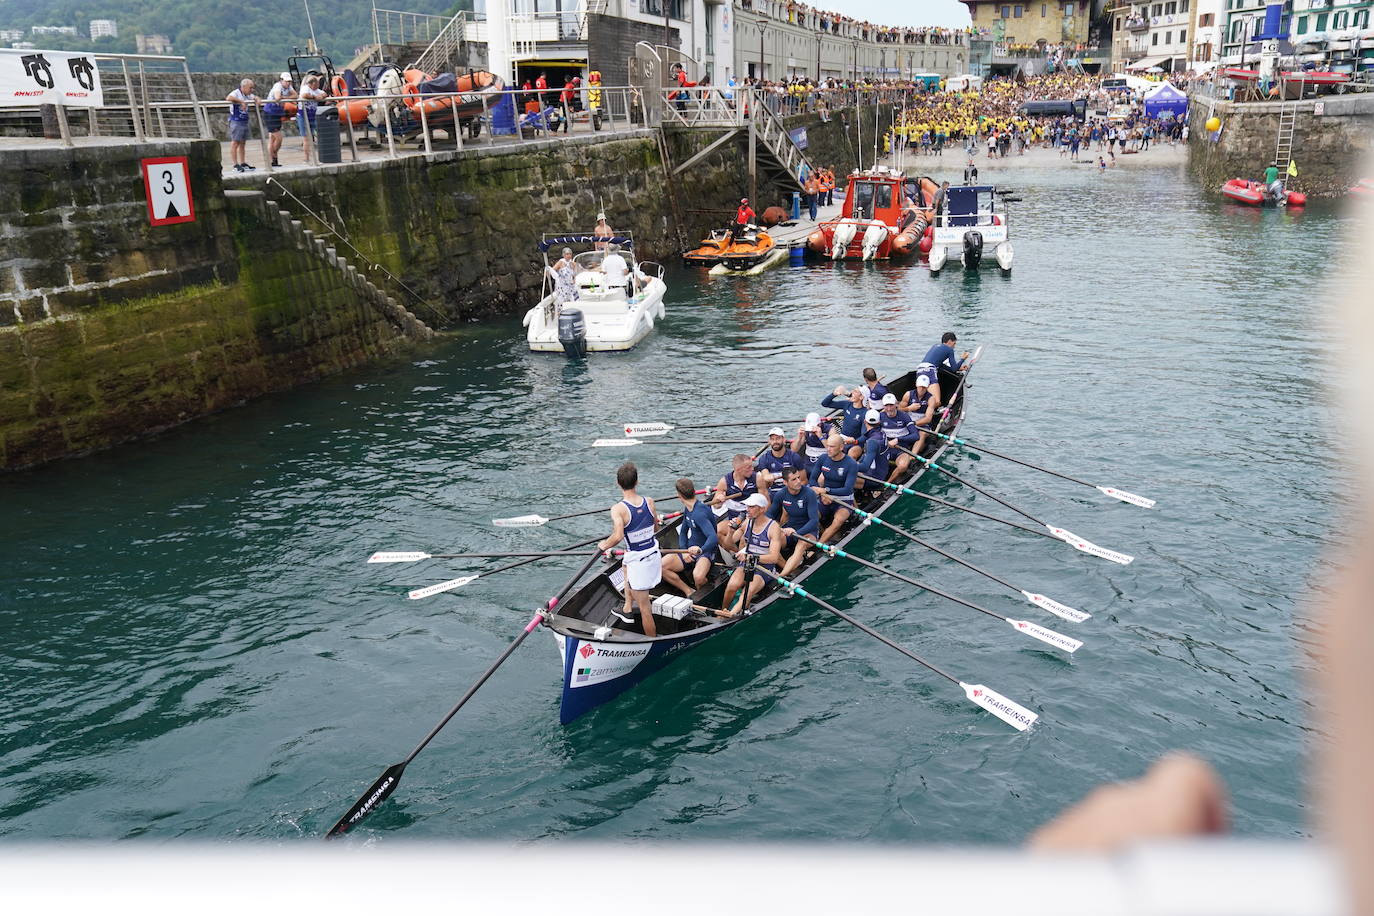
xmin=592 ymin=438 xmax=642 ymax=447
xmin=1046 ymin=526 xmax=1134 ymax=565
xmin=960 ymin=682 xmax=1039 ymax=732
xmin=408 ymin=575 xmax=479 ymax=600
xmin=1007 ymin=619 xmax=1083 ymax=654
xmin=368 ymin=551 xmax=432 ymax=564
xmin=1021 ymin=590 xmax=1091 ymax=623
xmin=624 ymin=422 xmax=673 ymax=437
xmin=492 ymin=514 xmax=549 ymax=528
xmin=326 ymin=762 xmax=407 ymax=839
xmin=1096 ymin=485 xmax=1157 ymax=509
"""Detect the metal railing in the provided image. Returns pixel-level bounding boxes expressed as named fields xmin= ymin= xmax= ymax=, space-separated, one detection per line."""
xmin=370 ymin=7 xmax=453 ymax=47
xmin=413 ymin=10 xmax=483 ymax=75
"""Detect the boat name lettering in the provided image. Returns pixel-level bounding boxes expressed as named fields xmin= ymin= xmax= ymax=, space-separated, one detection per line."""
xmin=972 ymin=689 xmax=1034 ymax=726
xmin=595 ymin=647 xmax=649 ymax=658
xmin=349 ymin=775 xmax=395 ymax=823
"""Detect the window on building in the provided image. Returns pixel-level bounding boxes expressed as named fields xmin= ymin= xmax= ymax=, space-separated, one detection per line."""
xmin=1014 ymin=5 xmax=1024 ymax=16
xmin=1002 ymin=4 xmax=1011 ymax=17
xmin=1151 ymin=3 xmax=1162 ymax=15
xmin=1042 ymin=3 xmax=1048 ymax=15
xmin=1296 ymin=14 xmax=1307 ymax=32
xmin=1165 ymin=1 xmax=1176 ymax=14
xmin=1180 ymin=0 xmax=1188 ymax=10
xmin=1334 ymin=10 xmax=1348 ymax=28
xmin=1316 ymin=12 xmax=1328 ymax=28
xmin=1116 ymin=15 xmax=1123 ymax=27
xmin=1357 ymin=9 xmax=1370 ymax=29
xmin=1199 ymin=13 xmax=1212 ymax=25
xmin=1152 ymin=31 xmax=1159 ymax=43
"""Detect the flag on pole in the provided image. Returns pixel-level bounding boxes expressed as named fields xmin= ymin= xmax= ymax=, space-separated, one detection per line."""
xmin=1287 ymin=160 xmax=1299 ymax=177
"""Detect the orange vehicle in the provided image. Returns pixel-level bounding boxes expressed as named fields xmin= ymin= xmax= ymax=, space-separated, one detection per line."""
xmin=683 ymin=225 xmax=777 ymax=269
xmin=806 ymin=168 xmax=938 ymax=260
xmin=368 ymin=66 xmax=506 ymax=137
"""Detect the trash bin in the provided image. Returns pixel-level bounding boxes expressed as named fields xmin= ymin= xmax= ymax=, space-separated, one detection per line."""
xmin=791 ymin=192 xmax=801 ymax=220
xmin=790 ymin=241 xmax=806 ymax=266
xmin=316 ymin=105 xmax=342 ymax=164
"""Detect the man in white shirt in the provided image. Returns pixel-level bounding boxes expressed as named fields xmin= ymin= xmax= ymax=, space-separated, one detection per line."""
xmin=600 ymin=243 xmax=643 ymax=293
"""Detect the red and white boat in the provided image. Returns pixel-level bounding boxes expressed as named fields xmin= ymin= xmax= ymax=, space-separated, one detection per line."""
xmin=1221 ymin=177 xmax=1308 ymax=207
xmin=1350 ymin=178 xmax=1374 ymax=199
xmin=806 ymin=168 xmax=938 ymax=261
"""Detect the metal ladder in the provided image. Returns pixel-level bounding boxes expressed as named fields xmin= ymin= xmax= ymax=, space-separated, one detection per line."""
xmin=1274 ymin=100 xmax=1298 ymax=189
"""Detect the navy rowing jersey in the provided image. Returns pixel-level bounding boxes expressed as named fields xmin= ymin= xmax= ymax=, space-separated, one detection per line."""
xmin=677 ymin=501 xmax=719 ymax=559
xmin=878 ymin=408 xmax=919 ymax=449
xmin=857 ymin=427 xmax=890 ymax=480
xmin=621 ymin=497 xmax=657 ymax=552
xmin=809 ymin=452 xmax=858 ymax=498
xmin=757 ymin=448 xmax=804 ymax=491
xmin=768 ymin=485 xmax=820 ymax=538
xmin=721 ymin=471 xmax=758 ymax=519
xmin=906 ymin=386 xmax=933 ymax=420
xmin=862 ymin=381 xmax=888 ymax=408
xmin=820 ymin=394 xmax=866 ymax=439
xmin=799 ymin=421 xmax=832 ymax=469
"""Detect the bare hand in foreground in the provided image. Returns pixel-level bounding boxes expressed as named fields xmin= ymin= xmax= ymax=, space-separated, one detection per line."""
xmin=1028 ymin=752 xmax=1227 ymax=852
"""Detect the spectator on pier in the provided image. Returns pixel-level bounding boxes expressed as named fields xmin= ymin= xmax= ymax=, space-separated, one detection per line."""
xmin=264 ymin=72 xmax=296 ymax=168
xmin=733 ymin=198 xmax=756 ymax=240
xmin=297 ymin=75 xmax=326 ymax=163
xmin=225 ymin=78 xmax=257 ymax=172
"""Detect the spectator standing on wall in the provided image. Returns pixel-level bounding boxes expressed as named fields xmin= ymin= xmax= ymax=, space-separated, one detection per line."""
xmin=225 ymin=78 xmax=257 ymax=172
xmin=264 ymin=71 xmax=296 ymax=168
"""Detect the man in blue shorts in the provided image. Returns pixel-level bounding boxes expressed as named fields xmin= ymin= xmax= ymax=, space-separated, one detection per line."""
xmin=225 ymin=78 xmax=257 ymax=172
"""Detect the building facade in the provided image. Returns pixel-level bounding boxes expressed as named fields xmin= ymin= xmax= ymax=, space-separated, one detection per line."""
xmin=961 ymin=0 xmax=1094 ymax=47
xmin=1189 ymin=0 xmax=1224 ymax=65
xmin=1109 ymin=0 xmax=1194 ymax=69
xmin=89 ymin=19 xmax=118 ymax=39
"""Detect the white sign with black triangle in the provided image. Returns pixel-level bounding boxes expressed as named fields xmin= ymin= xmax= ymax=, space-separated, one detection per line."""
xmin=141 ymin=156 xmax=196 ymax=226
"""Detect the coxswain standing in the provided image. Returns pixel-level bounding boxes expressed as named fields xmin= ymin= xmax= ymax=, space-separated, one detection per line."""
xmin=733 ymin=197 xmax=756 ymax=241
xmin=597 ymin=462 xmax=661 ymax=637
xmin=922 ymin=331 xmax=969 ymax=373
xmin=721 ymin=493 xmax=784 ymax=615
xmin=768 ymin=465 xmax=822 ymax=576
xmin=660 ymin=477 xmax=717 ymax=597
xmin=859 ymin=368 xmax=887 ymax=408
xmin=810 ymin=434 xmax=860 ymax=542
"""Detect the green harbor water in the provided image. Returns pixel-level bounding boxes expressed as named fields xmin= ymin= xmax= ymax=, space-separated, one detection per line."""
xmin=0 ymin=157 xmax=1355 ymax=842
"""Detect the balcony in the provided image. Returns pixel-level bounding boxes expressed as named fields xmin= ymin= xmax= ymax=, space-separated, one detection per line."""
xmin=1125 ymin=17 xmax=1149 ymax=30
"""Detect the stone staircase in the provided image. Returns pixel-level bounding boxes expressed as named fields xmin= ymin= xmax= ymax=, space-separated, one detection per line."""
xmin=226 ymin=189 xmax=434 ymax=342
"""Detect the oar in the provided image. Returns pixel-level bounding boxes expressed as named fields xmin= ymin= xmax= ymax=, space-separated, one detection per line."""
xmin=403 ymin=513 xmax=683 ymax=601
xmin=326 ymin=547 xmax=604 ymax=838
xmin=371 ymin=550 xmax=617 ymax=563
xmin=757 ymin=568 xmax=1039 ymax=731
xmin=915 ymin=426 xmax=1155 ymax=508
xmin=892 ymin=446 xmax=1135 ymax=566
xmin=857 ymin=473 xmax=1055 ymax=540
xmin=838 ymin=503 xmax=1089 ymax=623
xmin=796 ymin=535 xmax=1082 ymax=653
xmin=593 ymin=438 xmax=764 ymax=448
xmin=493 ymin=489 xmax=706 ymax=528
xmin=623 ymin=418 xmax=803 ymax=437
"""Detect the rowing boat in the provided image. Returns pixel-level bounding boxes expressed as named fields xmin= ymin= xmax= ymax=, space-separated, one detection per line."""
xmin=543 ymin=363 xmax=971 ymax=723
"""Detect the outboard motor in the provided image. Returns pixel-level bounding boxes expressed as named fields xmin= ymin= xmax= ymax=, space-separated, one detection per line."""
xmin=557 ymin=307 xmax=587 ymax=359
xmin=962 ymin=230 xmax=984 ymax=270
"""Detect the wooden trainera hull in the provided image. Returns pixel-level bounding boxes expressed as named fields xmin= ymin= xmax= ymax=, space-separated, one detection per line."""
xmin=544 ymin=364 xmax=970 ymax=723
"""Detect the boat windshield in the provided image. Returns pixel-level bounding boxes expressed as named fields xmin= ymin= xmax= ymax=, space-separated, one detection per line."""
xmin=573 ymin=250 xmax=605 ymax=271
xmin=853 ymin=182 xmax=874 ymax=219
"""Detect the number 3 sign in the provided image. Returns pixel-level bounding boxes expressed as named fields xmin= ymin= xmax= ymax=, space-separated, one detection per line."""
xmin=140 ymin=156 xmax=196 ymax=226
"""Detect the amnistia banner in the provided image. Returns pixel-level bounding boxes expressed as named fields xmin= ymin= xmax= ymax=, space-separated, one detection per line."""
xmin=0 ymin=49 xmax=104 ymax=107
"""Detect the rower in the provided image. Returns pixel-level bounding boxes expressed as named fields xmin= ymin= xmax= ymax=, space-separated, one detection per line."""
xmin=877 ymin=393 xmax=921 ymax=481
xmin=821 ymin=385 xmax=868 ymax=443
xmin=756 ymin=427 xmax=804 ymax=496
xmin=596 ymin=461 xmax=661 ymax=637
xmin=810 ymin=433 xmax=859 ymax=542
xmin=768 ymin=465 xmax=821 ymax=576
xmin=713 ymin=453 xmax=759 ymax=554
xmin=660 ymin=477 xmax=717 ymax=597
xmin=859 ymin=368 xmax=888 ymax=408
xmin=721 ymin=493 xmax=784 ymax=615
xmin=900 ymin=372 xmax=938 ymax=444
xmin=922 ymin=332 xmax=970 ymax=373
xmin=853 ymin=408 xmax=890 ymax=489
xmin=793 ymin=412 xmax=832 ymax=475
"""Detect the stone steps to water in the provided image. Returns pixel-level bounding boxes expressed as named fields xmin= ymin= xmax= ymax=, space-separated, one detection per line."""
xmin=228 ymin=189 xmax=434 ymax=342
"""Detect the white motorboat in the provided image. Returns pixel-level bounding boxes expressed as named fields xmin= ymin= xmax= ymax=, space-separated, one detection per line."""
xmin=927 ymin=185 xmax=1014 ymax=276
xmin=523 ymin=233 xmax=667 ymax=356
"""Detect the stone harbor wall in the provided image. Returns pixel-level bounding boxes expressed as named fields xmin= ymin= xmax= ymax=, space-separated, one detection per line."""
xmin=0 ymin=140 xmax=417 ymax=471
xmin=1187 ymin=93 xmax=1374 ymax=198
xmin=2 ymin=104 xmax=863 ymax=469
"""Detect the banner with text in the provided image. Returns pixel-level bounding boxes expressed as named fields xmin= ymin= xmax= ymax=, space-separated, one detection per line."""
xmin=0 ymin=49 xmax=104 ymax=107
